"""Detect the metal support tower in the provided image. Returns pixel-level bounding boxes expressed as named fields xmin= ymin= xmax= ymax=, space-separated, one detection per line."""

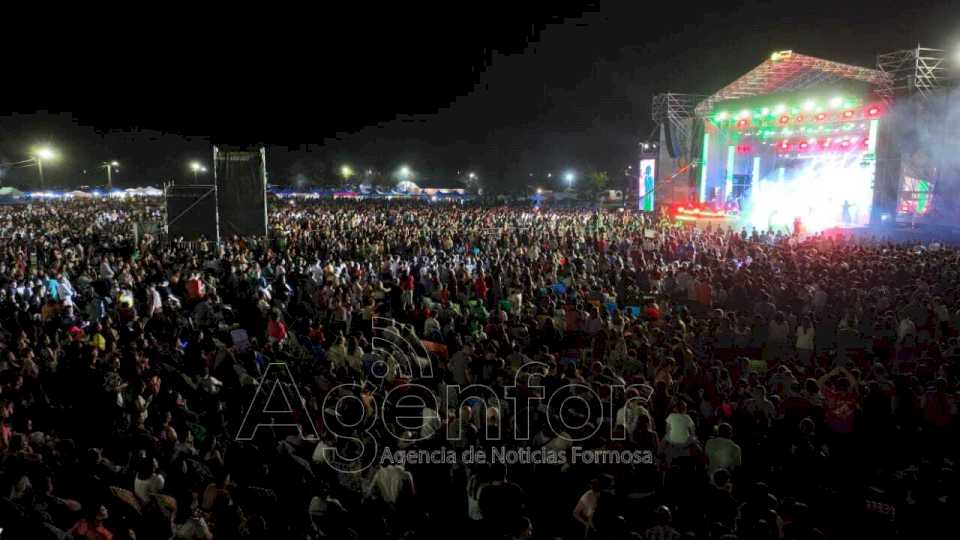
xmin=877 ymin=47 xmax=949 ymax=101
xmin=652 ymin=93 xmax=703 ymax=161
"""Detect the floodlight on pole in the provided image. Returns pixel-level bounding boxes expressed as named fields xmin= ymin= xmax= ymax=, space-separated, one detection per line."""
xmin=398 ymin=165 xmax=412 ymax=180
xmin=102 ymin=160 xmax=120 ymax=188
xmin=30 ymin=146 xmax=57 ymax=188
xmin=189 ymin=161 xmax=207 ymax=182
xmin=564 ymin=171 xmax=576 ymax=189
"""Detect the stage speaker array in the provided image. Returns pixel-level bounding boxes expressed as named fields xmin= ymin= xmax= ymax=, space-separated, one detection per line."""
xmin=213 ymin=145 xmax=268 ymax=238
xmin=165 ymin=185 xmax=220 ymax=242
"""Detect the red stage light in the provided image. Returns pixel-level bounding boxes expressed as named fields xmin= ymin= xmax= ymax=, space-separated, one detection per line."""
xmin=736 ymin=119 xmax=749 ymax=129
xmin=795 ymin=115 xmax=804 ymax=123
xmin=778 ymin=141 xmax=791 ymax=151
xmin=736 ymin=144 xmax=752 ymax=154
xmin=779 ymin=115 xmax=790 ymax=124
xmin=842 ymin=110 xmax=855 ymax=119
xmin=799 ymin=142 xmax=809 ymax=150
xmin=815 ymin=113 xmax=827 ymax=121
xmin=867 ymin=106 xmax=880 ymax=117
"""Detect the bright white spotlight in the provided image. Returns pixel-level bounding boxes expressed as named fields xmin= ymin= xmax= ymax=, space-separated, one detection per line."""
xmin=34 ymin=147 xmax=56 ymax=160
xmin=190 ymin=161 xmax=202 ymax=172
xmin=110 ymin=161 xmax=119 ymax=167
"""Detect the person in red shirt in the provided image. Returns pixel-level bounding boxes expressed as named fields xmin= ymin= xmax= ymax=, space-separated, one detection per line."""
xmin=68 ymin=504 xmax=113 ymax=540
xmin=400 ymin=272 xmax=415 ymax=311
xmin=474 ymin=272 xmax=489 ymax=304
xmin=185 ymin=273 xmax=205 ymax=301
xmin=267 ymin=309 xmax=288 ymax=343
xmin=819 ymin=366 xmax=859 ymax=435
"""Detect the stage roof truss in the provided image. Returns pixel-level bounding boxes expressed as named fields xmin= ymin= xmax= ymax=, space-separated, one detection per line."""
xmin=695 ymin=52 xmax=889 ymax=116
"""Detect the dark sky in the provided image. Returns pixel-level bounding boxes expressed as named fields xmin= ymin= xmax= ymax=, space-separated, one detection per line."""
xmin=1 ymin=1 xmax=957 ymax=190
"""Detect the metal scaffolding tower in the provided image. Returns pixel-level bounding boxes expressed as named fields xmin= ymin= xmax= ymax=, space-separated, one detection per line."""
xmin=876 ymin=47 xmax=949 ymax=101
xmin=652 ymin=93 xmax=703 ymax=160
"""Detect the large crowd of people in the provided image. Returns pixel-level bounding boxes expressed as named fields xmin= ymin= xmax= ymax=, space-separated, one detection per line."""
xmin=0 ymin=197 xmax=957 ymax=540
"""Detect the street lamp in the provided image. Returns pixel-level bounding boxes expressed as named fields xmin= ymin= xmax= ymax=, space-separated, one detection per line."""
xmin=564 ymin=171 xmax=576 ymax=189
xmin=189 ymin=161 xmax=207 ymax=182
xmin=468 ymin=172 xmax=477 ymax=180
xmin=102 ymin=161 xmax=120 ymax=188
xmin=398 ymin=165 xmax=412 ymax=180
xmin=30 ymin=146 xmax=57 ymax=188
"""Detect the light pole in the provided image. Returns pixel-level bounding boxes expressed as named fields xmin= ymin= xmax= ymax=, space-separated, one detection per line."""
xmin=565 ymin=171 xmax=576 ymax=190
xmin=30 ymin=147 xmax=56 ymax=189
xmin=398 ymin=165 xmax=412 ymax=183
xmin=189 ymin=161 xmax=207 ymax=182
xmin=340 ymin=165 xmax=353 ymax=188
xmin=102 ymin=161 xmax=119 ymax=188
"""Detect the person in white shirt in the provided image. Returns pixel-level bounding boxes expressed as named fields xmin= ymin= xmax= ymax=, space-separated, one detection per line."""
xmin=134 ymin=457 xmax=165 ymax=504
xmin=664 ymin=401 xmax=696 ymax=447
xmin=367 ymin=464 xmax=414 ymax=505
xmin=572 ymin=475 xmax=612 ymax=537
xmin=704 ymin=423 xmax=742 ymax=477
xmin=898 ymin=316 xmax=916 ymax=342
xmin=100 ymin=258 xmax=115 ymax=280
xmin=615 ymin=393 xmax=653 ymax=441
xmin=145 ymin=285 xmax=163 ymax=318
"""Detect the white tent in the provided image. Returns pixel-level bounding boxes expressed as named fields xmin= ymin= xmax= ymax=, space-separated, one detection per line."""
xmin=123 ymin=187 xmax=163 ymax=197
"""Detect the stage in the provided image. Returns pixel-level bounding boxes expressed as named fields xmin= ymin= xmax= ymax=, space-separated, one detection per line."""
xmin=649 ymin=50 xmax=957 ymax=234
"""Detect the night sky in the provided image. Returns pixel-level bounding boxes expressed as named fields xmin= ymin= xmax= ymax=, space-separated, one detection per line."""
xmin=1 ymin=1 xmax=957 ymax=190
